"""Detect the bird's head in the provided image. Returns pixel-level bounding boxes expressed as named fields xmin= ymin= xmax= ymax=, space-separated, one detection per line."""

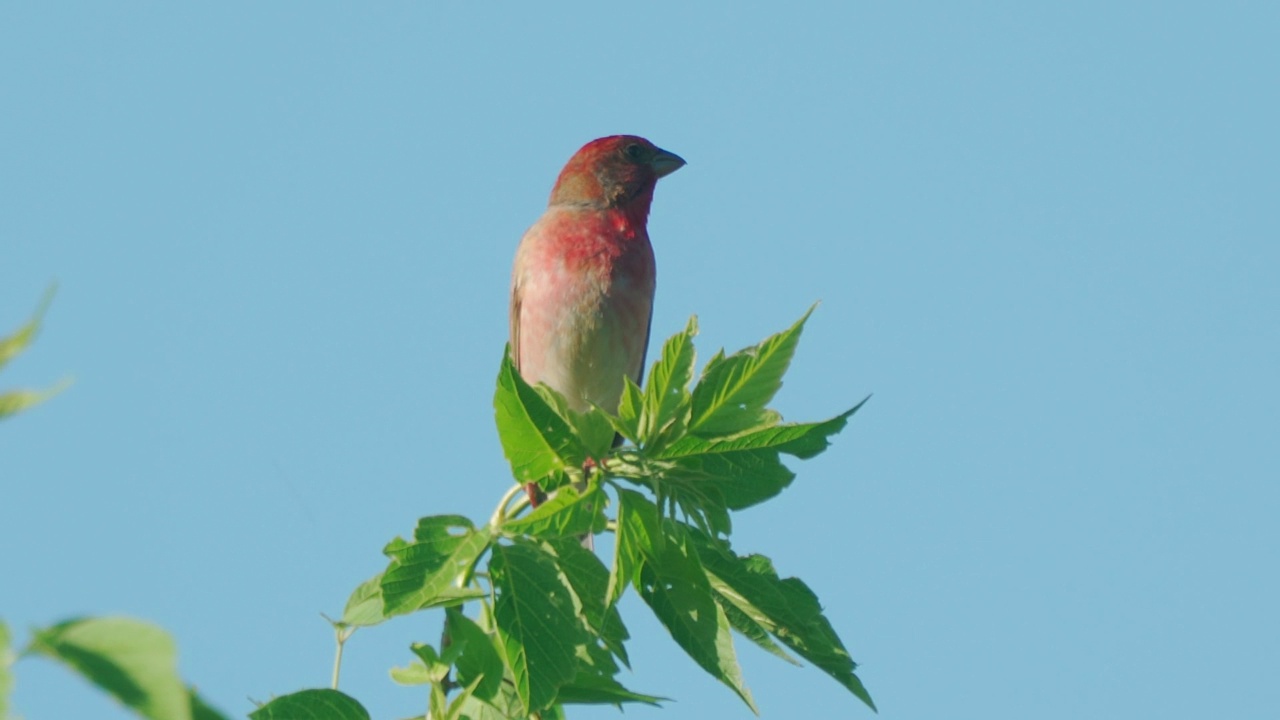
xmin=549 ymin=135 xmax=685 ymax=213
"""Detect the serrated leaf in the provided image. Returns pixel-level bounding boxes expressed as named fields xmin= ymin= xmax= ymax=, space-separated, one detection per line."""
xmin=342 ymin=571 xmax=482 ymax=627
xmin=638 ymin=315 xmax=697 ymax=449
xmin=535 ymin=384 xmax=616 ymax=462
xmin=555 ymin=671 xmax=667 ymax=708
xmin=710 ymin=584 xmax=802 ymax=666
xmin=661 ymin=399 xmax=867 ymax=460
xmin=249 ymin=688 xmax=369 ymax=720
xmin=494 ymin=349 xmax=582 ymax=481
xmin=446 ymin=608 xmax=505 ymax=702
xmin=636 ymin=523 xmax=756 ymax=712
xmin=692 ymin=533 xmax=876 ymax=711
xmin=690 ymin=306 xmax=814 ymax=437
xmin=612 ymin=376 xmax=644 ymax=443
xmin=548 ymin=538 xmax=630 ymax=667
xmin=380 ymin=516 xmax=491 ymax=617
xmin=666 ymin=448 xmax=796 ymax=512
xmin=26 ymin=617 xmax=202 ymax=720
xmin=503 ymin=480 xmax=607 ymax=540
xmin=491 ymin=542 xmax=587 ymax=715
xmin=607 ymin=489 xmax=664 ymax=607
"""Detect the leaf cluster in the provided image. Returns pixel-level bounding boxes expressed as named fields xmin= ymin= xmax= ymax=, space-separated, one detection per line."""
xmin=264 ymin=308 xmax=875 ymax=719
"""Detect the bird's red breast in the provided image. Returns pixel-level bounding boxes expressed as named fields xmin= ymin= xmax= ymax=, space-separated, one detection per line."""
xmin=510 ymin=136 xmax=684 ymax=414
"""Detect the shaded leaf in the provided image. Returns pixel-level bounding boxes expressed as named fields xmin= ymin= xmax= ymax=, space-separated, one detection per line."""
xmin=249 ymin=689 xmax=369 ymax=720
xmin=548 ymin=538 xmax=630 ymax=667
xmin=692 ymin=534 xmax=876 ymax=711
xmin=555 ymin=671 xmax=666 ymax=708
xmin=446 ymin=608 xmax=505 ymax=702
xmin=607 ymin=489 xmax=664 ymax=607
xmin=491 ymin=542 xmax=586 ymax=715
xmin=636 ymin=523 xmax=755 ymax=712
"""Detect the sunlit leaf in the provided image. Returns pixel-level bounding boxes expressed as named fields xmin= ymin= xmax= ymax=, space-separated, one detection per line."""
xmin=607 ymin=489 xmax=664 ymax=607
xmin=380 ymin=516 xmax=491 ymax=618
xmin=690 ymin=306 xmax=814 ymax=437
xmin=503 ymin=480 xmax=606 ymax=540
xmin=494 ymin=348 xmax=582 ymax=481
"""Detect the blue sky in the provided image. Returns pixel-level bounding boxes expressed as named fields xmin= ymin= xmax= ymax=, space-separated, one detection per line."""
xmin=3 ymin=3 xmax=1277 ymax=718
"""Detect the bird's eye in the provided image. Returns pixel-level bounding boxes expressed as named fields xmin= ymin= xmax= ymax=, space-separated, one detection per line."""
xmin=624 ymin=143 xmax=645 ymax=161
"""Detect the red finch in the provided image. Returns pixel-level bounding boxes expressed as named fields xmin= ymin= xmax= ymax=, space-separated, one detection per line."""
xmin=510 ymin=135 xmax=685 ymax=420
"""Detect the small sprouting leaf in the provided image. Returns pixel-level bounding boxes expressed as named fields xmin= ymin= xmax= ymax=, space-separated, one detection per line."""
xmin=607 ymin=489 xmax=664 ymax=607
xmin=690 ymin=306 xmax=814 ymax=437
xmin=380 ymin=516 xmax=491 ymax=618
xmin=446 ymin=608 xmax=505 ymax=702
xmin=491 ymin=541 xmax=587 ymax=715
xmin=494 ymin=348 xmax=582 ymax=481
xmin=249 ymin=688 xmax=369 ymax=720
xmin=26 ymin=616 xmax=219 ymax=720
xmin=502 ymin=480 xmax=607 ymax=540
xmin=692 ymin=533 xmax=876 ymax=711
xmin=636 ymin=523 xmax=756 ymax=712
xmin=389 ymin=660 xmax=434 ymax=686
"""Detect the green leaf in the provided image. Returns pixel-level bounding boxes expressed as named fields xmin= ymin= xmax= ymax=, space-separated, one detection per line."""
xmin=380 ymin=516 xmax=491 ymax=618
xmin=611 ymin=376 xmax=644 ymax=443
xmin=26 ymin=616 xmax=206 ymax=720
xmin=494 ymin=348 xmax=583 ymax=482
xmin=502 ymin=480 xmax=607 ymax=540
xmin=0 ymin=383 xmax=69 ymax=421
xmin=636 ymin=523 xmax=756 ymax=712
xmin=446 ymin=608 xmax=505 ymax=702
xmin=389 ymin=660 xmax=434 ymax=686
xmin=692 ymin=533 xmax=876 ymax=711
xmin=661 ymin=399 xmax=867 ymax=460
xmin=666 ymin=448 xmax=796 ymax=512
xmin=711 ymin=586 xmax=802 ymax=666
xmin=534 ymin=384 xmax=616 ymax=462
xmin=444 ymin=675 xmax=484 ymax=720
xmin=342 ymin=571 xmax=482 ymax=627
xmin=0 ymin=286 xmax=54 ymax=369
xmin=548 ymin=538 xmax=630 ymax=667
xmin=190 ymin=689 xmax=231 ymax=720
xmin=249 ymin=689 xmax=369 ymax=720
xmin=690 ymin=306 xmax=814 ymax=437
xmin=555 ymin=671 xmax=666 ymax=708
xmin=638 ymin=315 xmax=697 ymax=450
xmin=607 ymin=489 xmax=664 ymax=607
xmin=1 ymin=620 xmax=13 ymax=720
xmin=490 ymin=541 xmax=587 ymax=715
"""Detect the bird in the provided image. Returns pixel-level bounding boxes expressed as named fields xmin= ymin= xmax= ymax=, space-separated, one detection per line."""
xmin=509 ymin=135 xmax=685 ymax=418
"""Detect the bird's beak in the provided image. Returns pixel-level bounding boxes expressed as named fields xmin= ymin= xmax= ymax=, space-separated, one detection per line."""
xmin=650 ymin=147 xmax=686 ymax=178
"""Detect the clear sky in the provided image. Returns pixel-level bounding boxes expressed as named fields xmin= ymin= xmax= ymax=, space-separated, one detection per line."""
xmin=3 ymin=3 xmax=1277 ymax=719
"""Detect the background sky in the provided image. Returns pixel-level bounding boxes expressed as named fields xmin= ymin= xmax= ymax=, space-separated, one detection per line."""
xmin=3 ymin=3 xmax=1278 ymax=719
